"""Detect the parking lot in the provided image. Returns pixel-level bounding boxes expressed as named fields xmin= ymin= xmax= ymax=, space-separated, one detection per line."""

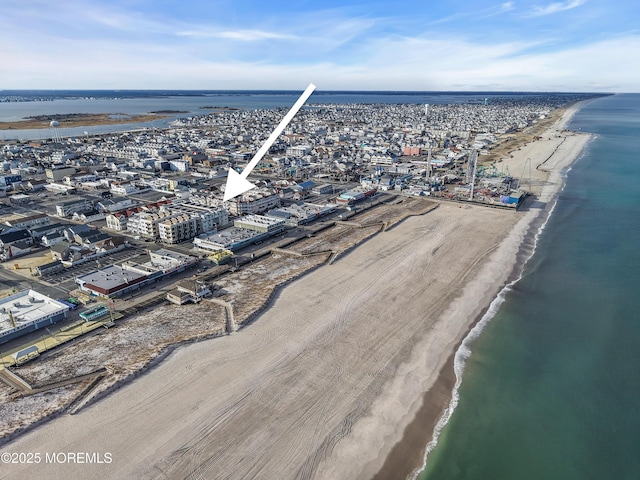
xmin=40 ymin=247 xmax=146 ymax=284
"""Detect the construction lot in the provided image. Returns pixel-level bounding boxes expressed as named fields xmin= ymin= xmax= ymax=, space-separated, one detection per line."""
xmin=0 ymin=196 xmax=436 ymax=441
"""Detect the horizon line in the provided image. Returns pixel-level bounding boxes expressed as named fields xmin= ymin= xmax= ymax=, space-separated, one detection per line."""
xmin=0 ymin=89 xmax=620 ymax=94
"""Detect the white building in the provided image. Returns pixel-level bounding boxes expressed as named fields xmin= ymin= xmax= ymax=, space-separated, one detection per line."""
xmin=169 ymin=160 xmax=190 ymax=172
xmin=228 ymin=189 xmax=280 ymax=215
xmin=3 ymin=213 xmax=50 ymax=229
xmin=55 ymin=198 xmax=94 ymax=217
xmin=45 ymin=183 xmax=76 ymax=194
xmin=105 ymin=213 xmax=130 ymax=231
xmin=95 ymin=198 xmax=135 ymax=213
xmin=0 ymin=290 xmax=70 ymax=345
xmin=233 ymin=215 xmax=286 ymax=234
xmin=286 ymin=145 xmax=312 ymax=157
xmin=110 ymin=183 xmax=138 ymax=196
xmin=168 ymin=202 xmax=229 ymax=232
xmin=127 ymin=211 xmax=172 ymax=239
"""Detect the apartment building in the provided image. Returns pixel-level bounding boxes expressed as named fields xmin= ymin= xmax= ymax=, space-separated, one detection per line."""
xmin=168 ymin=202 xmax=229 ymax=233
xmin=228 ymin=189 xmax=280 ymax=216
xmin=157 ymin=214 xmax=198 ymax=244
xmin=55 ymin=198 xmax=94 ymax=217
xmin=126 ymin=210 xmax=172 ymax=239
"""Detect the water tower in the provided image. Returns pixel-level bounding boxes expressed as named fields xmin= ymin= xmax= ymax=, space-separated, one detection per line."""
xmin=49 ymin=120 xmax=61 ymax=143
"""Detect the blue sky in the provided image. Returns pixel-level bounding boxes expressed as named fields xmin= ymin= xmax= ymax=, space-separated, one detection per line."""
xmin=0 ymin=0 xmax=638 ymax=91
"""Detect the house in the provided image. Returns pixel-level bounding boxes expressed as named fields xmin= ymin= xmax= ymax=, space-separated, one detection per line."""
xmin=105 ymin=212 xmax=129 ymax=231
xmin=0 ymin=239 xmax=33 ymax=260
xmin=63 ymin=224 xmax=91 ymax=242
xmin=166 ymin=280 xmax=212 ymax=305
xmin=26 ymin=179 xmax=49 ymax=191
xmin=36 ymin=260 xmax=64 ymax=276
xmin=29 ymin=222 xmax=65 ymax=240
xmin=50 ymin=243 xmax=93 ymax=264
xmin=72 ymin=209 xmax=106 ymax=223
xmin=50 ymin=242 xmax=72 ymax=262
xmin=0 ymin=229 xmax=33 ymax=249
xmin=55 ymin=198 xmax=94 ymax=217
xmin=4 ymin=213 xmax=50 ymax=230
xmin=73 ymin=230 xmax=112 ymax=247
xmin=41 ymin=231 xmax=65 ymax=247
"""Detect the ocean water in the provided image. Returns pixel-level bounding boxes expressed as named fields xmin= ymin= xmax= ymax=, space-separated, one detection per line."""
xmin=419 ymin=94 xmax=640 ymax=479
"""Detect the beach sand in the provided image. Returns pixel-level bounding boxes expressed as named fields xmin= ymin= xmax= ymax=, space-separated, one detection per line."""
xmin=0 ymin=105 xmax=592 ymax=480
xmin=368 ymin=101 xmax=592 ymax=480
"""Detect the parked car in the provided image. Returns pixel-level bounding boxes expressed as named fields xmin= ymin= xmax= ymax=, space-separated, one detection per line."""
xmin=58 ymin=298 xmax=77 ymax=310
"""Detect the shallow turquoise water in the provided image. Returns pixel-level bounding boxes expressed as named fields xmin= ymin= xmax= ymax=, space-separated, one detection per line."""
xmin=420 ymin=94 xmax=640 ymax=480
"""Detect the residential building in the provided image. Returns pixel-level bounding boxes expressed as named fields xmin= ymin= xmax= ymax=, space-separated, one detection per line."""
xmin=3 ymin=213 xmax=50 ymax=229
xmin=55 ymin=198 xmax=94 ymax=217
xmin=126 ymin=210 xmax=172 ymax=239
xmin=9 ymin=194 xmax=31 ymax=205
xmin=45 ymin=167 xmax=76 ymax=182
xmin=167 ymin=202 xmax=229 ymax=232
xmin=286 ymin=145 xmax=312 ymax=157
xmin=158 ymin=214 xmax=198 ymax=244
xmin=228 ymin=189 xmax=280 ymax=215
xmin=105 ymin=212 xmax=129 ymax=231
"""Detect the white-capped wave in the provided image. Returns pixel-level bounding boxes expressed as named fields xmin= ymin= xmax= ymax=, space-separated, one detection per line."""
xmin=410 ymin=197 xmax=559 ymax=480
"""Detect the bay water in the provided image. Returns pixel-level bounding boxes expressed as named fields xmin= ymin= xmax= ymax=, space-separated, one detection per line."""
xmin=0 ymin=91 xmax=581 ymax=140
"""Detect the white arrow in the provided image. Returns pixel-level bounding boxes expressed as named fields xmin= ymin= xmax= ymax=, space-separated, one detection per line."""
xmin=223 ymin=83 xmax=316 ymax=202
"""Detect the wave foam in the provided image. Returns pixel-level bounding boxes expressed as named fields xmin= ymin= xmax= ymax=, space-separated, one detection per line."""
xmin=411 ymin=198 xmax=559 ymax=480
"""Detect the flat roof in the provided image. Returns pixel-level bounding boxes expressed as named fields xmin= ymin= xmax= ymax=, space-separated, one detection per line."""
xmin=0 ymin=289 xmax=69 ymax=336
xmin=150 ymin=248 xmax=195 ymax=264
xmin=77 ymin=265 xmax=147 ymax=291
xmin=234 ymin=214 xmax=285 ymax=228
xmin=196 ymin=227 xmax=262 ymax=248
xmin=145 ymin=249 xmax=197 ymax=271
xmin=266 ymin=203 xmax=335 ymax=220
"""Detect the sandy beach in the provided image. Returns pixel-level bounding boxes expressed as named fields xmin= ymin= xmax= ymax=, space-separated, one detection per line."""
xmin=0 ymin=104 xmax=592 ymax=480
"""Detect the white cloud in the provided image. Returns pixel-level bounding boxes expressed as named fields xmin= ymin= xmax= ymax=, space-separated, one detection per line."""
xmin=499 ymin=2 xmax=516 ymax=13
xmin=0 ymin=1 xmax=637 ymax=92
xmin=529 ymin=0 xmax=587 ymax=17
xmin=177 ymin=29 xmax=296 ymax=42
xmin=432 ymin=2 xmax=516 ymax=23
xmin=2 ymin=31 xmax=637 ymax=92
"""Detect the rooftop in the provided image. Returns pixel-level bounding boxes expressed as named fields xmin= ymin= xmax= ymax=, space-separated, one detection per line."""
xmin=196 ymin=227 xmax=262 ymax=249
xmin=0 ymin=289 xmax=69 ymax=336
xmin=77 ymin=265 xmax=147 ymax=291
xmin=234 ymin=214 xmax=285 ymax=228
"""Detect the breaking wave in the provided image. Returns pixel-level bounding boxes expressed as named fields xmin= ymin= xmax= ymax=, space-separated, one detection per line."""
xmin=410 ymin=196 xmax=560 ymax=480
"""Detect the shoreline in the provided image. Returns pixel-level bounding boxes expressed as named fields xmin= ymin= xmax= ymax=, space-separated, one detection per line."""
xmin=0 ymin=103 xmax=593 ymax=480
xmin=0 ymin=113 xmax=170 ymax=131
xmin=369 ymin=101 xmax=594 ymax=480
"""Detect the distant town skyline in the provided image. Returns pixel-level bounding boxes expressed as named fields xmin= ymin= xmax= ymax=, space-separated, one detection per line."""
xmin=1 ymin=0 xmax=638 ymax=92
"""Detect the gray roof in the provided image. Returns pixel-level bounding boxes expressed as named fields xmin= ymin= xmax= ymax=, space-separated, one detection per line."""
xmin=0 ymin=229 xmax=30 ymax=244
